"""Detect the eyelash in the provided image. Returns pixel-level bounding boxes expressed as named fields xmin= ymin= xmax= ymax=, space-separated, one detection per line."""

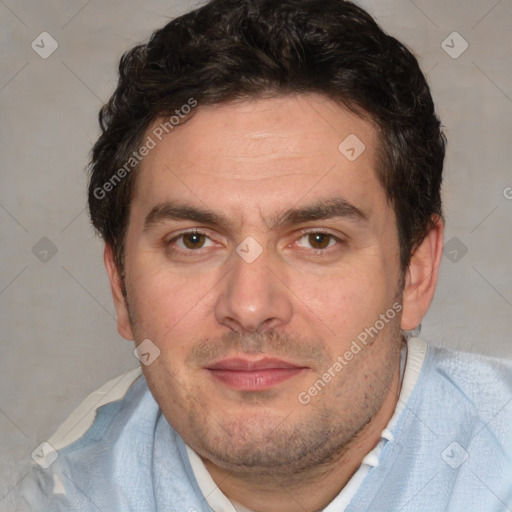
xmin=166 ymin=229 xmax=217 ymax=254
xmin=165 ymin=229 xmax=344 ymax=256
xmin=294 ymin=229 xmax=344 ymax=254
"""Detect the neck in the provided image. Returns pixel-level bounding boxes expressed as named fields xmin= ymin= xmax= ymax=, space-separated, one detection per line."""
xmin=201 ymin=360 xmax=403 ymax=512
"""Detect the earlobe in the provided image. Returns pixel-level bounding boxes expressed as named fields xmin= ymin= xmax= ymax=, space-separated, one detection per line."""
xmin=400 ymin=216 xmax=444 ymax=331
xmin=104 ymin=244 xmax=134 ymax=341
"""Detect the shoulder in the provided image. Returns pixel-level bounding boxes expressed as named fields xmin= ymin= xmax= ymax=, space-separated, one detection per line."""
xmin=20 ymin=368 xmax=207 ymax=511
xmin=414 ymin=339 xmax=512 ymax=452
xmin=353 ymin=340 xmax=512 ymax=510
xmin=47 ymin=366 xmax=146 ymax=451
xmin=426 ymin=341 xmax=512 ymax=413
xmin=18 ymin=367 xmax=159 ymax=511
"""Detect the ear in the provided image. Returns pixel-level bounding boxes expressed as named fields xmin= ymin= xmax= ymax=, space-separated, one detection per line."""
xmin=104 ymin=244 xmax=134 ymax=340
xmin=400 ymin=216 xmax=444 ymax=331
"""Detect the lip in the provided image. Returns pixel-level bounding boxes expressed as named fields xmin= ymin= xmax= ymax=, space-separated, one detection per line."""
xmin=205 ymin=357 xmax=307 ymax=391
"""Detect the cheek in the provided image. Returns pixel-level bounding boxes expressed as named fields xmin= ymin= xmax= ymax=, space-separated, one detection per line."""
xmin=127 ymin=264 xmax=215 ymax=343
xmin=288 ymin=263 xmax=389 ymax=335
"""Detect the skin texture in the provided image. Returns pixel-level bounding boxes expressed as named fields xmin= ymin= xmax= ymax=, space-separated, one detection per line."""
xmin=105 ymin=94 xmax=444 ymax=512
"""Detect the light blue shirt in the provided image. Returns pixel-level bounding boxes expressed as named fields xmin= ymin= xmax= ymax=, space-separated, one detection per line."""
xmin=18 ymin=339 xmax=512 ymax=511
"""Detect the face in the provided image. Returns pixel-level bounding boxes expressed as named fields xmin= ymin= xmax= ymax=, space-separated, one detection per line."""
xmin=110 ymin=94 xmax=410 ymax=475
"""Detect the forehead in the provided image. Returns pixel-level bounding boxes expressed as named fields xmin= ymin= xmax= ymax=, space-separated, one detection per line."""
xmin=131 ymin=94 xmax=387 ymax=227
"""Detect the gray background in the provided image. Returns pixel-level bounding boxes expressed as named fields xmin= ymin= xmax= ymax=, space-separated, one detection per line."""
xmin=1 ymin=0 xmax=511 ymax=508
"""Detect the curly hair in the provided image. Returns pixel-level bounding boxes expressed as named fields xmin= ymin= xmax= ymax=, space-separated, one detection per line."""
xmin=88 ymin=0 xmax=445 ymax=278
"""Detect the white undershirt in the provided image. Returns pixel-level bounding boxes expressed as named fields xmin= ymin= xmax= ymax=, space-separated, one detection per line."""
xmin=185 ymin=337 xmax=427 ymax=512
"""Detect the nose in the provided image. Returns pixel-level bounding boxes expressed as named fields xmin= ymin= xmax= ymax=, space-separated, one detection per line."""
xmin=214 ymin=246 xmax=293 ymax=333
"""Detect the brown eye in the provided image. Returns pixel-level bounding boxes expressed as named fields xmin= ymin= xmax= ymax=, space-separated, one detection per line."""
xmin=182 ymin=233 xmax=207 ymax=249
xmin=307 ymin=233 xmax=332 ymax=249
xmin=169 ymin=231 xmax=217 ymax=254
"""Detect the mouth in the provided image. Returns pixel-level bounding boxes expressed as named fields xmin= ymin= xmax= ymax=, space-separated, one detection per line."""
xmin=205 ymin=357 xmax=308 ymax=391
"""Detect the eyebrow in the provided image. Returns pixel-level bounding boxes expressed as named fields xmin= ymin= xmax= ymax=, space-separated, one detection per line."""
xmin=143 ymin=197 xmax=369 ymax=232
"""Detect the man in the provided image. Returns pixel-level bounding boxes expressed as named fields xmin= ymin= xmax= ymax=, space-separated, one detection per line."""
xmin=20 ymin=0 xmax=512 ymax=510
